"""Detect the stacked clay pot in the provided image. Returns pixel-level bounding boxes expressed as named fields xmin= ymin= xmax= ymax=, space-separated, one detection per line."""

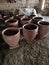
xmin=38 ymin=21 xmax=49 ymax=38
xmin=2 ymin=27 xmax=20 ymax=49
xmin=23 ymin=23 xmax=38 ymax=43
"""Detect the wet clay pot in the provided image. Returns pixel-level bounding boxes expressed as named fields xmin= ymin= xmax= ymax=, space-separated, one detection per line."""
xmin=2 ymin=27 xmax=20 ymax=49
xmin=21 ymin=18 xmax=32 ymax=25
xmin=31 ymin=17 xmax=43 ymax=25
xmin=14 ymin=15 xmax=25 ymax=27
xmin=5 ymin=19 xmax=18 ymax=27
xmin=38 ymin=21 xmax=49 ymax=38
xmin=23 ymin=23 xmax=38 ymax=43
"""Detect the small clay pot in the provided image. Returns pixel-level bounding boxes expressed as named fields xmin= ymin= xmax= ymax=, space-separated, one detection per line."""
xmin=38 ymin=21 xmax=49 ymax=38
xmin=31 ymin=17 xmax=43 ymax=24
xmin=23 ymin=23 xmax=38 ymax=43
xmin=21 ymin=18 xmax=32 ymax=25
xmin=2 ymin=27 xmax=20 ymax=49
xmin=3 ymin=15 xmax=13 ymax=21
xmin=28 ymin=14 xmax=36 ymax=19
xmin=14 ymin=15 xmax=25 ymax=27
xmin=5 ymin=19 xmax=18 ymax=27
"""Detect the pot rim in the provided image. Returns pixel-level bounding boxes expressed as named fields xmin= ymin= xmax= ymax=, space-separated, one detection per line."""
xmin=5 ymin=19 xmax=18 ymax=24
xmin=38 ymin=21 xmax=49 ymax=26
xmin=33 ymin=16 xmax=43 ymax=20
xmin=23 ymin=23 xmax=38 ymax=31
xmin=2 ymin=27 xmax=20 ymax=37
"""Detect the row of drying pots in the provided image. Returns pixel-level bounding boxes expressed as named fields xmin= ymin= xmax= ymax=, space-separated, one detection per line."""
xmin=2 ymin=21 xmax=49 ymax=49
xmin=0 ymin=14 xmax=49 ymax=49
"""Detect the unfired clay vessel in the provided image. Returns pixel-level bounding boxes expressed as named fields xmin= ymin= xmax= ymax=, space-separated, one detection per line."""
xmin=2 ymin=27 xmax=20 ymax=49
xmin=31 ymin=17 xmax=43 ymax=25
xmin=23 ymin=23 xmax=38 ymax=43
xmin=14 ymin=15 xmax=25 ymax=27
xmin=38 ymin=21 xmax=49 ymax=38
xmin=21 ymin=18 xmax=32 ymax=25
xmin=28 ymin=14 xmax=36 ymax=19
xmin=5 ymin=19 xmax=18 ymax=27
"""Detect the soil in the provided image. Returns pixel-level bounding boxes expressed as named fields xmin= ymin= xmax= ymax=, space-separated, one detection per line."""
xmin=0 ymin=35 xmax=49 ymax=65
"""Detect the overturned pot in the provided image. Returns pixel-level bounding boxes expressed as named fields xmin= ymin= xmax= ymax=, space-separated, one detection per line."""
xmin=5 ymin=19 xmax=18 ymax=27
xmin=21 ymin=18 xmax=32 ymax=25
xmin=38 ymin=21 xmax=49 ymax=38
xmin=31 ymin=17 xmax=43 ymax=25
xmin=2 ymin=27 xmax=20 ymax=49
xmin=23 ymin=23 xmax=38 ymax=43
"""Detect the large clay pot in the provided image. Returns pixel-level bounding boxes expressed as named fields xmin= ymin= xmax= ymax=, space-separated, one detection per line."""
xmin=2 ymin=27 xmax=20 ymax=49
xmin=23 ymin=23 xmax=38 ymax=43
xmin=31 ymin=17 xmax=43 ymax=25
xmin=21 ymin=18 xmax=32 ymax=25
xmin=5 ymin=19 xmax=18 ymax=27
xmin=38 ymin=21 xmax=49 ymax=38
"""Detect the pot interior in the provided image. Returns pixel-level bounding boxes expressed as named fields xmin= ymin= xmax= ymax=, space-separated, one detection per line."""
xmin=39 ymin=22 xmax=49 ymax=25
xmin=23 ymin=18 xmax=30 ymax=21
xmin=4 ymin=29 xmax=18 ymax=36
xmin=7 ymin=19 xmax=17 ymax=23
xmin=24 ymin=24 xmax=37 ymax=30
xmin=34 ymin=17 xmax=43 ymax=20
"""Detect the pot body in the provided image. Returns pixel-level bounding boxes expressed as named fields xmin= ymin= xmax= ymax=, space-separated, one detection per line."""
xmin=23 ymin=24 xmax=38 ymax=43
xmin=2 ymin=28 xmax=20 ymax=49
xmin=38 ymin=21 xmax=49 ymax=38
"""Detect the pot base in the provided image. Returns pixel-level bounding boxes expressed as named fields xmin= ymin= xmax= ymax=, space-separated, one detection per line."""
xmin=9 ymin=44 xmax=19 ymax=49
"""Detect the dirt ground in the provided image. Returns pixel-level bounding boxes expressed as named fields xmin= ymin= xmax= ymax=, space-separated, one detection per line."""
xmin=0 ymin=35 xmax=49 ymax=65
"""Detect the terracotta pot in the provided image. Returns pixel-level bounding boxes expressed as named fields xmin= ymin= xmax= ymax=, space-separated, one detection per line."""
xmin=23 ymin=23 xmax=38 ymax=43
xmin=31 ymin=17 xmax=43 ymax=25
xmin=38 ymin=21 xmax=49 ymax=38
xmin=21 ymin=18 xmax=32 ymax=25
xmin=14 ymin=15 xmax=25 ymax=27
xmin=28 ymin=14 xmax=36 ymax=19
xmin=3 ymin=15 xmax=13 ymax=21
xmin=2 ymin=27 xmax=20 ymax=49
xmin=5 ymin=19 xmax=18 ymax=27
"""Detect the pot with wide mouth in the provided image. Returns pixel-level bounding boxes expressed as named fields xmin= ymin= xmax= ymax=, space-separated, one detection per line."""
xmin=23 ymin=23 xmax=38 ymax=43
xmin=5 ymin=19 xmax=18 ymax=27
xmin=2 ymin=27 xmax=20 ymax=49
xmin=21 ymin=18 xmax=32 ymax=25
xmin=31 ymin=17 xmax=44 ymax=25
xmin=37 ymin=21 xmax=49 ymax=38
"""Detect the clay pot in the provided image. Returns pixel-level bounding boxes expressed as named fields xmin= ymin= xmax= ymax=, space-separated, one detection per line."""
xmin=23 ymin=23 xmax=38 ymax=43
xmin=21 ymin=18 xmax=32 ymax=25
xmin=2 ymin=27 xmax=20 ymax=49
xmin=5 ymin=19 xmax=18 ymax=27
xmin=3 ymin=15 xmax=13 ymax=21
xmin=31 ymin=17 xmax=43 ymax=24
xmin=14 ymin=15 xmax=25 ymax=27
xmin=28 ymin=14 xmax=36 ymax=19
xmin=38 ymin=21 xmax=49 ymax=38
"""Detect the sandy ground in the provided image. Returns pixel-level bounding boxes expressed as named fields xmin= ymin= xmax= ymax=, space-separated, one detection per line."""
xmin=0 ymin=34 xmax=49 ymax=65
